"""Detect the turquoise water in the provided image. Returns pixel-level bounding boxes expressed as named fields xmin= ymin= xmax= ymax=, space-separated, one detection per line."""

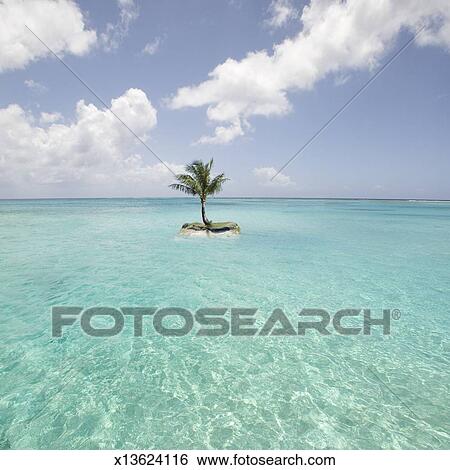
xmin=0 ymin=198 xmax=449 ymax=449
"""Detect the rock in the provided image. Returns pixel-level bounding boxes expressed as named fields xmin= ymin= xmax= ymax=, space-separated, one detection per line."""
xmin=180 ymin=221 xmax=240 ymax=235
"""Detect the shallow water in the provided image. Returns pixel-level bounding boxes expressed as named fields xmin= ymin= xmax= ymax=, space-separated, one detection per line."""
xmin=0 ymin=198 xmax=449 ymax=449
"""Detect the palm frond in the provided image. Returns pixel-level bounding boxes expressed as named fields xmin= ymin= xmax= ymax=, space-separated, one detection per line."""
xmin=169 ymin=158 xmax=228 ymax=199
xmin=175 ymin=174 xmax=200 ymax=192
xmin=207 ymin=173 xmax=229 ymax=196
xmin=186 ymin=160 xmax=210 ymax=196
xmin=168 ymin=183 xmax=197 ymax=196
xmin=185 ymin=160 xmax=203 ymax=177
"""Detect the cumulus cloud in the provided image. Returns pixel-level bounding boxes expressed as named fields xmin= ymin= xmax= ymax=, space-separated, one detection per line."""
xmin=142 ymin=37 xmax=162 ymax=56
xmin=253 ymin=167 xmax=294 ymax=186
xmin=0 ymin=0 xmax=96 ymax=73
xmin=24 ymin=79 xmax=48 ymax=93
xmin=196 ymin=119 xmax=245 ymax=145
xmin=0 ymin=88 xmax=181 ymax=188
xmin=101 ymin=0 xmax=139 ymax=51
xmin=40 ymin=111 xmax=63 ymax=124
xmin=265 ymin=0 xmax=298 ymax=29
xmin=168 ymin=0 xmax=450 ymax=144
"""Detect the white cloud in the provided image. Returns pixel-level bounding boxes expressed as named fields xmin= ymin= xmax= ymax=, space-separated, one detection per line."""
xmin=266 ymin=0 xmax=298 ymax=29
xmin=101 ymin=0 xmax=139 ymax=51
xmin=0 ymin=0 xmax=96 ymax=73
xmin=168 ymin=0 xmax=450 ymax=144
xmin=40 ymin=111 xmax=63 ymax=124
xmin=0 ymin=88 xmax=182 ymax=188
xmin=196 ymin=119 xmax=245 ymax=145
xmin=24 ymin=79 xmax=47 ymax=93
xmin=253 ymin=167 xmax=294 ymax=186
xmin=142 ymin=37 xmax=162 ymax=56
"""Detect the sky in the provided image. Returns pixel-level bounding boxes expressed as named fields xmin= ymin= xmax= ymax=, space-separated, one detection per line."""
xmin=0 ymin=0 xmax=449 ymax=199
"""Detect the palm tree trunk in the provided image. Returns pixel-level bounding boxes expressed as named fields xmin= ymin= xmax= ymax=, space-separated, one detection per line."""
xmin=201 ymin=199 xmax=210 ymax=225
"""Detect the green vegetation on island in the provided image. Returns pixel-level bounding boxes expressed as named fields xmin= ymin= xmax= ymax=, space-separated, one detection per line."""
xmin=170 ymin=159 xmax=240 ymax=234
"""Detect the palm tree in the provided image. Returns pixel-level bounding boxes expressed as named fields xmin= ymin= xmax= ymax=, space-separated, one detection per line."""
xmin=169 ymin=159 xmax=228 ymax=225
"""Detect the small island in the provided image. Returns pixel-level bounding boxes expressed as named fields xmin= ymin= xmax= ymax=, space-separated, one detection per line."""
xmin=169 ymin=159 xmax=240 ymax=236
xmin=180 ymin=221 xmax=240 ymax=235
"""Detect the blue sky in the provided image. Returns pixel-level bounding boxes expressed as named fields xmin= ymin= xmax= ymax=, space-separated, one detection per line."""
xmin=0 ymin=0 xmax=449 ymax=199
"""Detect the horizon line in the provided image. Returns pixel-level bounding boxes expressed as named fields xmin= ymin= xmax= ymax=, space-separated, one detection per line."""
xmin=0 ymin=196 xmax=449 ymax=202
